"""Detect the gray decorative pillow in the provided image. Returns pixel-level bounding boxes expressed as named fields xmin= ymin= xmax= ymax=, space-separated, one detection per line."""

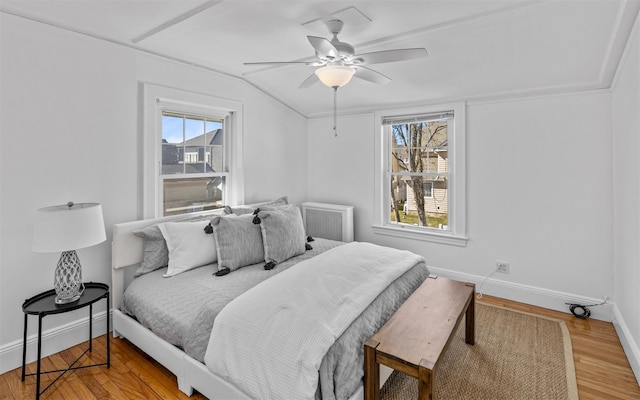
xmin=222 ymin=205 xmax=252 ymax=215
xmin=132 ymin=214 xmax=215 ymax=277
xmin=256 ymin=205 xmax=306 ymax=266
xmin=223 ymin=196 xmax=288 ymax=215
xmin=133 ymin=225 xmax=168 ymax=277
xmin=209 ymin=214 xmax=264 ymax=275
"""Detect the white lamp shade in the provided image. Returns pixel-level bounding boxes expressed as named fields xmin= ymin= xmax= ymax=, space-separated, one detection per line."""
xmin=33 ymin=202 xmax=106 ymax=252
xmin=315 ymin=65 xmax=356 ymax=88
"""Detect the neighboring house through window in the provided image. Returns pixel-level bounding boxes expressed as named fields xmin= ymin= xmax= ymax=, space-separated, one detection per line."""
xmin=161 ymin=111 xmax=226 ymax=216
xmin=374 ymin=102 xmax=467 ymax=246
xmin=143 ymin=84 xmax=244 ymax=218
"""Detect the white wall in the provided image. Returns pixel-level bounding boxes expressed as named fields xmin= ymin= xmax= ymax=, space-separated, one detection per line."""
xmin=612 ymin=15 xmax=640 ymax=382
xmin=241 ymin=86 xmax=308 ymax=205
xmin=308 ymin=91 xmax=614 ymax=310
xmin=307 ymin=113 xmax=376 ymax=242
xmin=0 ymin=13 xmax=307 ymax=373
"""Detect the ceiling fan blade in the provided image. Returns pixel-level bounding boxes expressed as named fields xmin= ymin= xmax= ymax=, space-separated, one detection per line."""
xmin=354 ymin=66 xmax=392 ymax=85
xmin=356 ymin=48 xmax=427 ymax=65
xmin=307 ymin=36 xmax=338 ymax=59
xmin=243 ymin=61 xmax=310 ymax=66
xmin=298 ymin=73 xmax=319 ymax=89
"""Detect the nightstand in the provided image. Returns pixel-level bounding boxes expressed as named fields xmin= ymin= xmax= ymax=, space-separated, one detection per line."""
xmin=21 ymin=282 xmax=110 ymax=399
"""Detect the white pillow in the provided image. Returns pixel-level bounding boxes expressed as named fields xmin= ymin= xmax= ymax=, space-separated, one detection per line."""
xmin=158 ymin=220 xmax=217 ymax=277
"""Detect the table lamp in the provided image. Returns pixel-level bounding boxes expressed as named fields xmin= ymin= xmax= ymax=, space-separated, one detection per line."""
xmin=32 ymin=202 xmax=106 ymax=304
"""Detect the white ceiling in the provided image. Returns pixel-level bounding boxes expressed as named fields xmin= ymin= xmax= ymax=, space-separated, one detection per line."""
xmin=2 ymin=0 xmax=639 ymax=117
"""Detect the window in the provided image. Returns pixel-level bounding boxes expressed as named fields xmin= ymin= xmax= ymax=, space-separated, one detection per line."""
xmin=388 ymin=112 xmax=450 ymax=229
xmin=423 ymin=182 xmax=433 ymax=198
xmin=143 ymin=84 xmax=244 ymax=218
xmin=373 ymin=102 xmax=467 ymax=246
xmin=160 ymin=111 xmax=226 ymax=216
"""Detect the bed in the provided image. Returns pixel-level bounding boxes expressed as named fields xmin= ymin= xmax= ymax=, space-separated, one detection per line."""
xmin=111 ymin=202 xmax=429 ymax=399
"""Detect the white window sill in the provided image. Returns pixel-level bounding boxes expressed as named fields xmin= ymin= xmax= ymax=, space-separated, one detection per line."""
xmin=371 ymin=224 xmax=468 ymax=247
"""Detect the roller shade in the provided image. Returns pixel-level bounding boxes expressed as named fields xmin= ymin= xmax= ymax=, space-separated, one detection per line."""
xmin=382 ymin=111 xmax=454 ymax=126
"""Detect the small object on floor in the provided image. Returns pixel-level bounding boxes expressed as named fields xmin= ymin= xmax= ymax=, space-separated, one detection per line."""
xmin=566 ymin=296 xmax=607 ymax=319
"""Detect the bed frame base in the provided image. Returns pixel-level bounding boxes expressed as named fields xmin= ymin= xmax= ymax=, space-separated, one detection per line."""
xmin=110 ymin=207 xmax=391 ymax=399
xmin=113 ymin=309 xmax=252 ymax=398
xmin=113 ymin=308 xmax=391 ymax=399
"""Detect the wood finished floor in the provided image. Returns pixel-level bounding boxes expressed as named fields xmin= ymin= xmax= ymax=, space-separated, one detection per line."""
xmin=2 ymin=295 xmax=639 ymax=399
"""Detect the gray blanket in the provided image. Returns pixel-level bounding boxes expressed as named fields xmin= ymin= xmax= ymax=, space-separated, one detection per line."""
xmin=316 ymin=263 xmax=428 ymax=400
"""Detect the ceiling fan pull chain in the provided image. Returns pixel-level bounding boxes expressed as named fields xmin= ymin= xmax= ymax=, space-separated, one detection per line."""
xmin=333 ymin=87 xmax=338 ymax=137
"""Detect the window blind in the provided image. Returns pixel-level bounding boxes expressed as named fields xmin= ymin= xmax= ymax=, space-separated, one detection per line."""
xmin=382 ymin=110 xmax=454 ymax=126
xmin=162 ymin=110 xmax=226 ymax=123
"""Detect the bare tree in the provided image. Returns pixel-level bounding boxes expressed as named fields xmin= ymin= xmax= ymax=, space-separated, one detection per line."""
xmin=390 ymin=176 xmax=401 ymax=222
xmin=391 ymin=122 xmax=446 ymax=226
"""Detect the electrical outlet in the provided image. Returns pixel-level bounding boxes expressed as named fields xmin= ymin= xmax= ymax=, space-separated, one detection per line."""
xmin=496 ymin=261 xmax=510 ymax=274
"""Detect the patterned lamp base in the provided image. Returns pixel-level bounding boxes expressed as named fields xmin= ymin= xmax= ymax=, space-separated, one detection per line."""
xmin=54 ymin=250 xmax=85 ymax=304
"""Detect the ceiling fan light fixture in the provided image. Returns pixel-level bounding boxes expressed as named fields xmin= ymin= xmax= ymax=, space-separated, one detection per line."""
xmin=315 ymin=65 xmax=356 ymax=88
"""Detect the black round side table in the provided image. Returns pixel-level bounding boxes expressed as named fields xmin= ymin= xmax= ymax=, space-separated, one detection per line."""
xmin=21 ymin=282 xmax=110 ymax=399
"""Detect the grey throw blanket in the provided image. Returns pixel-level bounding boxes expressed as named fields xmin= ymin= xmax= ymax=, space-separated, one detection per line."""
xmin=316 ymin=263 xmax=429 ymax=400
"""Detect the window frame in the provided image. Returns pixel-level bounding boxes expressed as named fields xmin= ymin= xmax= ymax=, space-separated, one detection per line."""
xmin=143 ymin=83 xmax=244 ymax=218
xmin=373 ymin=102 xmax=467 ymax=246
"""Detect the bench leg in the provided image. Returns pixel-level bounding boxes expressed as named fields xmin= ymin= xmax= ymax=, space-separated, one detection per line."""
xmin=465 ymin=283 xmax=475 ymax=345
xmin=364 ymin=339 xmax=380 ymax=400
xmin=418 ymin=359 xmax=433 ymax=400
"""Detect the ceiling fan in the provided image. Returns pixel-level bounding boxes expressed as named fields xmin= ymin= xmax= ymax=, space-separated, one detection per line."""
xmin=244 ymin=19 xmax=428 ymax=89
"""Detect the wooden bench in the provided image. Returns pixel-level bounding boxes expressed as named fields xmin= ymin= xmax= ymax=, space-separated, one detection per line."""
xmin=364 ymin=275 xmax=475 ymax=400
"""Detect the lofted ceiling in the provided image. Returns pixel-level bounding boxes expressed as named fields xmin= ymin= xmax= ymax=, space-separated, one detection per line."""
xmin=2 ymin=0 xmax=639 ymax=118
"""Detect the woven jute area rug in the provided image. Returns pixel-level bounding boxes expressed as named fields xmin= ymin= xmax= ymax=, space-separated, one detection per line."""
xmin=380 ymin=303 xmax=579 ymax=400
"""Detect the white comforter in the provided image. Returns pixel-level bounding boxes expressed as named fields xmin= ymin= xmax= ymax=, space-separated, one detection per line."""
xmin=204 ymin=242 xmax=424 ymax=399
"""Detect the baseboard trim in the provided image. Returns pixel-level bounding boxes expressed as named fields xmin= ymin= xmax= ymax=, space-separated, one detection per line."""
xmin=0 ymin=310 xmax=111 ymax=375
xmin=613 ymin=306 xmax=640 ymax=385
xmin=428 ymin=266 xmax=614 ymax=321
